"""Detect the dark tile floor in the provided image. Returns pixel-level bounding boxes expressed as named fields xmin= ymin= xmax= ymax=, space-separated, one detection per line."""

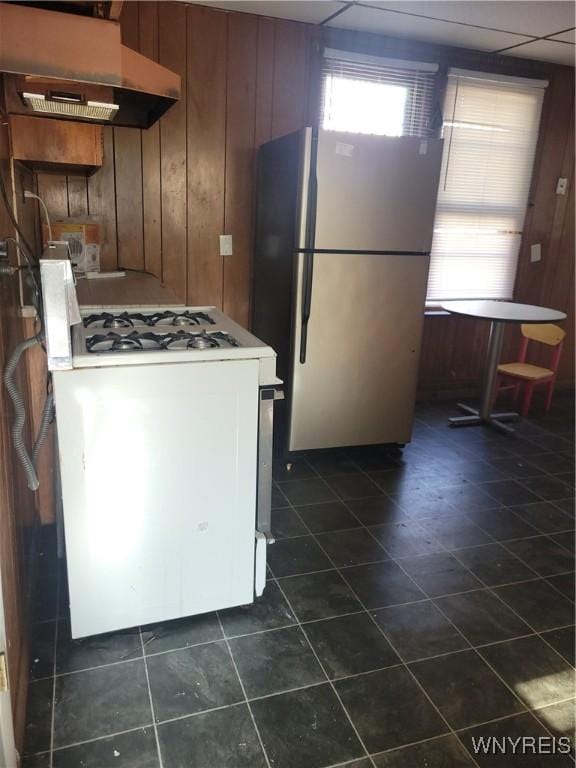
xmin=23 ymin=396 xmax=575 ymax=768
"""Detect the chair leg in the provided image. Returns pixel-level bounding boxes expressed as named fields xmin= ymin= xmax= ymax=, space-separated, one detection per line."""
xmin=513 ymin=383 xmax=521 ymax=403
xmin=545 ymin=379 xmax=555 ymax=412
xmin=522 ymin=381 xmax=535 ymax=417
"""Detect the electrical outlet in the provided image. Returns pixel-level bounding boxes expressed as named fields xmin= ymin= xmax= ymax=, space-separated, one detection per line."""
xmin=219 ymin=234 xmax=233 ymax=257
xmin=556 ymin=177 xmax=568 ymax=195
xmin=530 ymin=243 xmax=542 ymax=263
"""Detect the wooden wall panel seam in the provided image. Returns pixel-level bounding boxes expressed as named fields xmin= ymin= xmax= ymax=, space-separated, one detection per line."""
xmin=186 ymin=3 xmax=226 ymax=308
xmin=139 ymin=1 xmax=162 ymax=280
xmin=223 ymin=11 xmax=258 ymax=325
xmin=222 ymin=15 xmax=230 ymax=308
xmin=159 ymin=0 xmax=187 ymax=302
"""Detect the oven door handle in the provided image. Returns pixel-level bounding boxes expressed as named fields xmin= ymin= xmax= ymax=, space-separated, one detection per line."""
xmin=256 ymin=387 xmax=282 ymax=540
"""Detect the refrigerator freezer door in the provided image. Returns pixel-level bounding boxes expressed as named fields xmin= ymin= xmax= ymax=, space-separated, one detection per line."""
xmin=289 ymin=252 xmax=430 ymax=452
xmin=313 ymin=132 xmax=443 ymax=253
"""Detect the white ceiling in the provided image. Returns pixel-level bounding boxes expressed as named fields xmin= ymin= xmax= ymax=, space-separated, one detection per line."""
xmin=189 ymin=1 xmax=576 ymax=65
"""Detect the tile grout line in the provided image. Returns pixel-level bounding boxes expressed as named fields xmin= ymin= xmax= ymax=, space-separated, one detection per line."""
xmin=321 ymin=504 xmax=485 ymax=766
xmin=48 ymin=557 xmax=61 ymax=768
xmin=270 ymin=499 xmax=574 ymax=547
xmin=268 ymin=521 xmax=575 ymax=556
xmin=349 ymin=462 xmax=576 ymax=741
xmin=30 ymin=560 xmax=572 ymax=744
xmin=295 ymin=520 xmax=482 ymax=767
xmin=34 ymin=722 xmax=156 ymax=758
xmin=275 ymin=469 xmax=483 ymax=766
xmin=36 ymin=524 xmax=568 ymax=760
xmin=275 ymin=470 xmax=573 ymax=613
xmin=331 ymin=457 xmax=576 ymax=762
xmin=449 ymin=544 xmax=576 ymax=680
xmin=495 ymin=533 xmax=576 ymax=592
xmin=274 ymin=451 xmax=574 ymax=610
xmin=417 ymin=574 xmax=576 ymax=747
xmin=27 ymin=568 xmax=576 ymax=687
xmin=449 ymin=535 xmax=576 ymax=626
xmin=270 ymin=575 xmax=378 ymax=768
xmin=26 ymin=681 xmax=576 ymax=763
xmin=270 ymin=469 xmax=381 ymax=765
xmin=272 ymin=455 xmax=576 ymax=677
xmin=139 ymin=628 xmax=164 ymax=768
xmin=26 ymin=613 xmax=576 ymax=691
xmin=215 ymin=612 xmax=273 ymax=768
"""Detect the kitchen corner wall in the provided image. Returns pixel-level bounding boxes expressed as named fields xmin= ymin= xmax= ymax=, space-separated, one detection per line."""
xmin=33 ymin=1 xmax=574 ymax=393
xmin=35 ymin=1 xmax=313 ymax=328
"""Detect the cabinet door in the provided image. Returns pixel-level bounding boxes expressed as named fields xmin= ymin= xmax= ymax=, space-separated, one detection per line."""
xmin=9 ymin=115 xmax=103 ymax=173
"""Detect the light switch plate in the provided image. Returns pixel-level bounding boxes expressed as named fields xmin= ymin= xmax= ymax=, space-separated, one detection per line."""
xmin=556 ymin=177 xmax=568 ymax=195
xmin=530 ymin=243 xmax=542 ymax=263
xmin=219 ymin=234 xmax=233 ymax=257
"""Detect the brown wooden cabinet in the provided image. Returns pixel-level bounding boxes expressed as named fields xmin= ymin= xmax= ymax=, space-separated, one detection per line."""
xmin=8 ymin=114 xmax=103 ymax=174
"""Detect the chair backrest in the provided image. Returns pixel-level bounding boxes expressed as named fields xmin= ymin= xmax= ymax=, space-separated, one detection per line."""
xmin=518 ymin=324 xmax=565 ymax=373
xmin=521 ymin=324 xmax=566 ymax=346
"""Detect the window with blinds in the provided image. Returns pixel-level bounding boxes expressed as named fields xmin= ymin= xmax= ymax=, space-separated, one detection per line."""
xmin=427 ymin=69 xmax=546 ymax=303
xmin=320 ymin=48 xmax=438 ymax=138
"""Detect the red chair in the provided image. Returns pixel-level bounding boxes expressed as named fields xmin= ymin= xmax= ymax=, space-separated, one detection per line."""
xmin=496 ymin=324 xmax=566 ymax=417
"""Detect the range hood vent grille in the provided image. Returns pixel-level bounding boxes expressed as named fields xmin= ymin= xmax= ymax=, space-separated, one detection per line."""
xmin=22 ymin=92 xmax=119 ymax=121
xmin=0 ymin=2 xmax=180 ymax=128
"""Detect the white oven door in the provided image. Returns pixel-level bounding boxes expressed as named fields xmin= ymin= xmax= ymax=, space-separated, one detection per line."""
xmin=54 ymin=358 xmax=260 ymax=638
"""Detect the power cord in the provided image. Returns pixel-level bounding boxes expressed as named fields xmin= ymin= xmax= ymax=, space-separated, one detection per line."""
xmin=24 ymin=190 xmax=53 ymax=242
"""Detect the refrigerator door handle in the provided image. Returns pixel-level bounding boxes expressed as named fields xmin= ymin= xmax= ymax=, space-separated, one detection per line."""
xmin=299 ymin=130 xmax=318 ymax=365
xmin=300 ymin=252 xmax=314 ymax=364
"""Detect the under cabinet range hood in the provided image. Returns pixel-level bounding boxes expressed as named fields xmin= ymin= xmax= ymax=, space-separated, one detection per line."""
xmin=0 ymin=2 xmax=180 ymax=128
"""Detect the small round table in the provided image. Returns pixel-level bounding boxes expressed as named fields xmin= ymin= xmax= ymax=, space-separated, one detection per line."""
xmin=441 ymin=300 xmax=567 ymax=432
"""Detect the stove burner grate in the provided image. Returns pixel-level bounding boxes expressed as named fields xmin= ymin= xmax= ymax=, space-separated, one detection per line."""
xmin=86 ymin=329 xmax=240 ymax=354
xmin=83 ymin=310 xmax=215 ymax=329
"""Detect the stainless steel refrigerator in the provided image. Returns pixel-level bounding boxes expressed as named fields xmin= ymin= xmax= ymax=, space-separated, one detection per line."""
xmin=252 ymin=127 xmax=443 ymax=453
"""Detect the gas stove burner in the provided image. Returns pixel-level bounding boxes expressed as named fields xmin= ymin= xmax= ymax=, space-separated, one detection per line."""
xmin=186 ymin=334 xmax=219 ymax=349
xmin=164 ymin=330 xmax=234 ymax=350
xmin=107 ymin=316 xmax=134 ymax=329
xmin=84 ymin=312 xmax=133 ymax=329
xmin=151 ymin=310 xmax=215 ymax=327
xmin=114 ymin=336 xmax=142 ymax=351
xmin=86 ymin=331 xmax=163 ymax=353
xmin=84 ymin=312 xmax=154 ymax=329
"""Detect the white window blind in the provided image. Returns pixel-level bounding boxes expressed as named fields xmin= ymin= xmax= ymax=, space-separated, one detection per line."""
xmin=320 ymin=48 xmax=438 ymax=137
xmin=427 ymin=70 xmax=546 ymax=303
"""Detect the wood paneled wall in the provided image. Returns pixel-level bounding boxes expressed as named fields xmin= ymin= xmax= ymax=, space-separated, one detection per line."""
xmin=34 ymin=1 xmax=574 ymax=395
xmin=36 ymin=2 xmax=313 ymax=328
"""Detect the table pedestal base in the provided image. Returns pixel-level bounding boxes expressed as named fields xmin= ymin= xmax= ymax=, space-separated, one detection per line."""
xmin=447 ymin=320 xmax=520 ymax=434
xmin=449 ymin=403 xmax=519 ymax=434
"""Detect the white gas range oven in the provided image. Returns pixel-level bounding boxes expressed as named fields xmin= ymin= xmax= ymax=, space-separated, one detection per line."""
xmin=51 ymin=304 xmax=280 ymax=638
